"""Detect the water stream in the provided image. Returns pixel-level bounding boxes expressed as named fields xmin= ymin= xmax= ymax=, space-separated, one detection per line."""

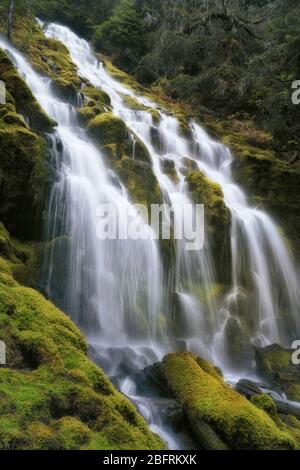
xmin=1 ymin=19 xmax=300 ymax=449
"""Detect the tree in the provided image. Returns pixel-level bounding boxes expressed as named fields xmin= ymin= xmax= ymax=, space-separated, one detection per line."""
xmin=7 ymin=0 xmax=14 ymax=41
xmin=93 ymin=0 xmax=145 ymax=68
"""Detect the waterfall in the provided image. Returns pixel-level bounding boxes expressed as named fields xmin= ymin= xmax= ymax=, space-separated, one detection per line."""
xmin=0 ymin=35 xmax=163 ymax=344
xmin=1 ymin=18 xmax=300 ymax=449
xmin=190 ymin=123 xmax=300 ymax=348
xmin=44 ymin=22 xmax=300 ymax=357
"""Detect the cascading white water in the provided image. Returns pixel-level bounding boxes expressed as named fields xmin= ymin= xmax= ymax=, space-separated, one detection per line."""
xmin=43 ymin=22 xmax=220 ymax=361
xmin=190 ymin=123 xmax=300 ymax=348
xmin=2 ymin=17 xmax=300 ymax=449
xmin=44 ymin=22 xmax=300 ymax=360
xmin=0 ymin=35 xmax=163 ymax=343
xmin=0 ymin=32 xmax=184 ymax=449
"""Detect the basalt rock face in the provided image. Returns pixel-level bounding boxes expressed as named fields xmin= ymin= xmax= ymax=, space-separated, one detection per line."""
xmin=154 ymin=352 xmax=300 ymax=450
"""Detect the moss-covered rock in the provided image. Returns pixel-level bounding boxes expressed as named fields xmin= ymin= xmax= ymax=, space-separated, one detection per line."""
xmin=121 ymin=94 xmax=160 ymax=122
xmin=221 ymin=127 xmax=300 ymax=256
xmin=255 ymin=344 xmax=300 ymax=396
xmin=186 ymin=170 xmax=231 ymax=283
xmin=286 ymin=385 xmax=300 ymax=403
xmin=0 ymin=49 xmax=55 ymax=132
xmin=0 ymin=223 xmax=164 ymax=450
xmin=87 ymin=112 xmax=127 ymax=146
xmin=0 ymin=114 xmax=48 ymax=238
xmin=251 ymin=394 xmax=277 ymax=418
xmin=106 ymin=149 xmax=162 ymax=210
xmin=3 ymin=16 xmax=82 ymax=102
xmin=77 ymin=86 xmax=111 ymax=124
xmin=255 ymin=344 xmax=293 ymax=378
xmin=160 ymin=352 xmax=295 ymax=449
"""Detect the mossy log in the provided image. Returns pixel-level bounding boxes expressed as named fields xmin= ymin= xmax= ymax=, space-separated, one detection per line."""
xmin=160 ymin=352 xmax=296 ymax=450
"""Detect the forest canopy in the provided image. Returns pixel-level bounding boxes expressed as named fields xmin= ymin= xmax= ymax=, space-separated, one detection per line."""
xmin=1 ymin=0 xmax=299 ymax=158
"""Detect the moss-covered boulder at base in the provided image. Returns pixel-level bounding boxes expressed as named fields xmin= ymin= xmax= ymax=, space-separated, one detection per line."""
xmin=0 ymin=224 xmax=164 ymax=450
xmin=160 ymin=352 xmax=296 ymax=449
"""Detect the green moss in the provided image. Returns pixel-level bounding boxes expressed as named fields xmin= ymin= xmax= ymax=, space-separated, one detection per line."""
xmin=121 ymin=94 xmax=160 ymax=122
xmin=221 ymin=123 xmax=300 ymax=254
xmin=0 ymin=225 xmax=164 ymax=450
xmin=161 ymin=159 xmax=179 ymax=183
xmin=0 ymin=47 xmax=53 ymax=239
xmin=77 ymin=86 xmax=111 ymax=124
xmin=113 ymin=156 xmax=162 ymax=210
xmin=0 ymin=49 xmax=55 ymax=132
xmin=251 ymin=394 xmax=277 ymax=417
xmin=186 ymin=170 xmax=230 ymax=229
xmin=161 ymin=352 xmax=295 ymax=450
xmin=87 ymin=112 xmax=127 ymax=146
xmin=186 ymin=170 xmax=231 ymax=282
xmin=84 ymin=86 xmax=111 ymax=107
xmin=0 ymin=116 xmax=48 ymax=238
xmin=194 ymin=357 xmax=223 ymax=381
xmin=7 ymin=16 xmax=82 ymax=102
xmin=103 ymin=59 xmax=145 ymax=94
xmin=286 ymin=385 xmax=300 ymax=402
xmin=255 ymin=344 xmax=292 ymax=377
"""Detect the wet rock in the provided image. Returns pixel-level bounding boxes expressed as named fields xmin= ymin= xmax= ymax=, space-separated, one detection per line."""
xmin=236 ymin=378 xmax=263 ymax=399
xmin=255 ymin=344 xmax=300 ymax=399
xmin=236 ymin=378 xmax=300 ymax=420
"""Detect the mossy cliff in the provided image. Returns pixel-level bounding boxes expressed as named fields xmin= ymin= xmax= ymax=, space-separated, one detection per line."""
xmin=0 ymin=16 xmax=82 ymax=102
xmin=0 ymin=49 xmax=54 ymax=239
xmin=0 ymin=223 xmax=163 ymax=450
xmin=203 ymin=117 xmax=300 ymax=256
xmin=80 ymin=105 xmax=163 ymax=210
xmin=0 ymin=48 xmax=55 ymax=132
xmin=159 ymin=352 xmax=298 ymax=450
xmin=186 ymin=170 xmax=231 ymax=283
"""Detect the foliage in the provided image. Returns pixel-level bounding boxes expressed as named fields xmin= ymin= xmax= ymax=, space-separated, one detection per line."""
xmin=93 ymin=0 xmax=146 ymax=70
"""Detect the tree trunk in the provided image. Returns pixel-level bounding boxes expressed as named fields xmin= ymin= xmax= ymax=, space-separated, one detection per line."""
xmin=7 ymin=0 xmax=15 ymax=42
